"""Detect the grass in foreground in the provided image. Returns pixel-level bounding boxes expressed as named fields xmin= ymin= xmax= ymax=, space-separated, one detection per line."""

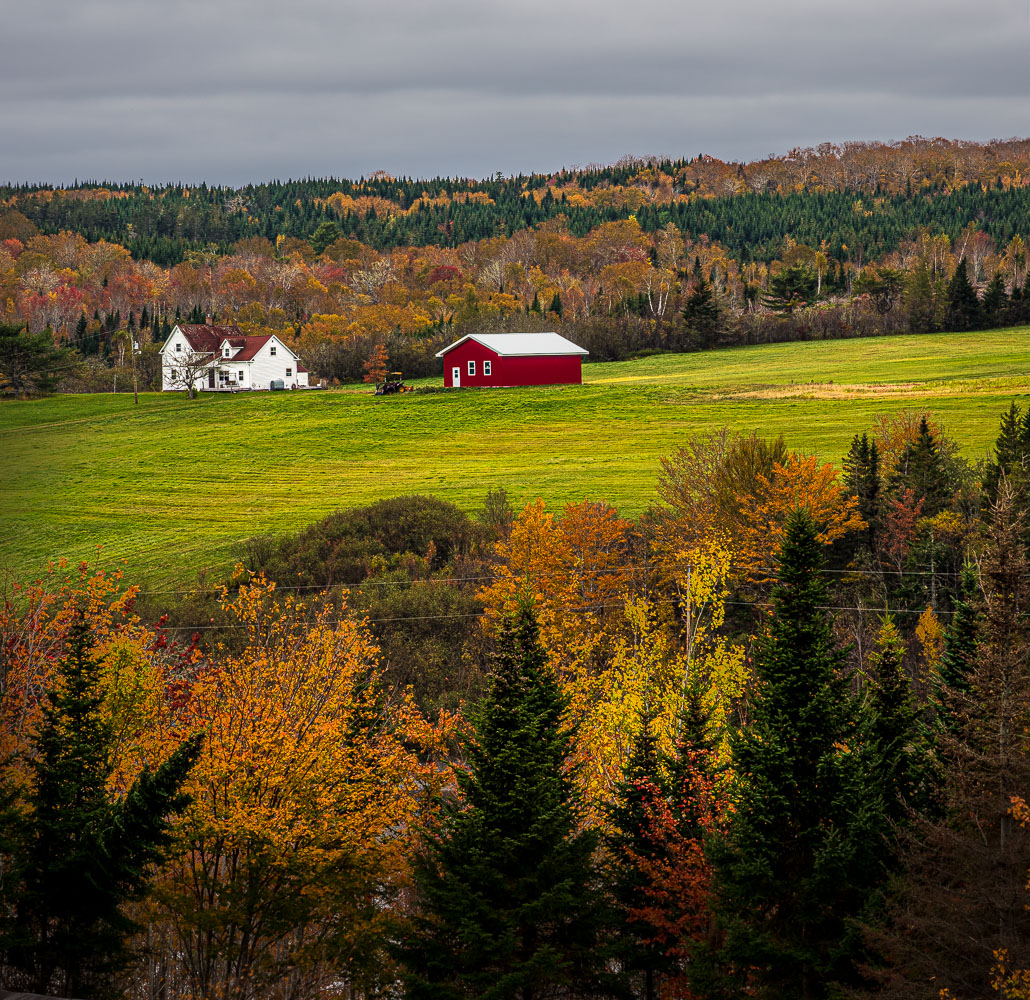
xmin=1 ymin=328 xmax=1026 ymax=586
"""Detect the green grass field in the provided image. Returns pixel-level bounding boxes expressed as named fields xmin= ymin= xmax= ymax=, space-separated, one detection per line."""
xmin=2 ymin=328 xmax=1027 ymax=587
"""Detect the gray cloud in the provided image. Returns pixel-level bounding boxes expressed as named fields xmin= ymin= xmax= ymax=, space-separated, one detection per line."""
xmin=2 ymin=0 xmax=1027 ymax=184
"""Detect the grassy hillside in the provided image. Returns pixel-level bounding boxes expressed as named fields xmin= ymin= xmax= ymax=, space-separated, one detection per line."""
xmin=2 ymin=328 xmax=1027 ymax=587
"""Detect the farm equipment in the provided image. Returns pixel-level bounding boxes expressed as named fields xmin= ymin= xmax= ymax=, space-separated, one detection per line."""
xmin=374 ymin=372 xmax=414 ymax=395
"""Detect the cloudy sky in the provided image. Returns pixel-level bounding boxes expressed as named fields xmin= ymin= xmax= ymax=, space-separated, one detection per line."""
xmin=2 ymin=0 xmax=1027 ymax=186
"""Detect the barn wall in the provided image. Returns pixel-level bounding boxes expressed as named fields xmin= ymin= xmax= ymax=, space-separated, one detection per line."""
xmin=441 ymin=340 xmax=583 ymax=387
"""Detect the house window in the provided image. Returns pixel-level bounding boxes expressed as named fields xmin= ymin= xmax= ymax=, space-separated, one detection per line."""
xmin=175 ymin=343 xmax=182 ymax=352
xmin=468 ymin=360 xmax=476 ymax=376
xmin=223 ymin=348 xmax=229 ymax=357
xmin=484 ymin=360 xmax=492 ymax=376
xmin=270 ymin=346 xmax=277 ymax=356
xmin=238 ymin=371 xmax=245 ymax=381
xmin=286 ymin=368 xmax=292 ymax=377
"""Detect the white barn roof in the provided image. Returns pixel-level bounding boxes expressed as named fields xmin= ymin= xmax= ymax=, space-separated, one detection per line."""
xmin=435 ymin=332 xmax=588 ymax=358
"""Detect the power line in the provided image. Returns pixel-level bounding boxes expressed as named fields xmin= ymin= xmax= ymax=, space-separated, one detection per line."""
xmin=129 ymin=562 xmax=972 ymax=598
xmin=146 ymin=595 xmax=956 ymax=634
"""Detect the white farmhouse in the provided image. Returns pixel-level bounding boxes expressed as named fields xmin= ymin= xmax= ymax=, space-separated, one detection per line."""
xmin=159 ymin=324 xmax=309 ymax=392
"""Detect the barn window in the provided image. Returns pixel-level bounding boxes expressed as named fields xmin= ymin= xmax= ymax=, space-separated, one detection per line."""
xmin=270 ymin=346 xmax=277 ymax=356
xmin=468 ymin=360 xmax=476 ymax=376
xmin=286 ymin=368 xmax=292 ymax=377
xmin=484 ymin=360 xmax=492 ymax=376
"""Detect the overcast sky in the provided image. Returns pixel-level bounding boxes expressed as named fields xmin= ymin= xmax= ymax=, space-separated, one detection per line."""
xmin=2 ymin=0 xmax=1028 ymax=186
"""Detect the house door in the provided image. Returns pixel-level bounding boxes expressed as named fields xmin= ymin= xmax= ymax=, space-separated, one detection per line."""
xmin=452 ymin=366 xmax=460 ymax=387
xmin=207 ymin=369 xmax=215 ymax=389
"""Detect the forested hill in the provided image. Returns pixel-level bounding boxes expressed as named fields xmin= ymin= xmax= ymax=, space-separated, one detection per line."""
xmin=3 ymin=136 xmax=1030 ymax=267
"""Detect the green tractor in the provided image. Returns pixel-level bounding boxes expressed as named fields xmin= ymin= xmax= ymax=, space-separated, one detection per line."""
xmin=374 ymin=371 xmax=414 ymax=395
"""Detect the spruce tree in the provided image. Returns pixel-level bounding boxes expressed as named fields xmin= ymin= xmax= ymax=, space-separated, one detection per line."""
xmin=682 ymin=273 xmax=722 ymax=348
xmin=945 ymin=256 xmax=980 ymax=331
xmin=713 ymin=511 xmax=884 ymax=999
xmin=0 ymin=612 xmax=202 ymax=999
xmin=549 ymin=292 xmax=563 ymax=317
xmin=936 ymin=562 xmax=981 ymax=699
xmin=843 ymin=433 xmax=881 ymax=546
xmin=605 ymin=700 xmax=669 ymax=1000
xmin=398 ymin=601 xmax=611 ymax=999
xmin=866 ymin=617 xmax=926 ymax=822
xmin=890 ymin=416 xmax=955 ymax=518
xmin=866 ymin=484 xmax=1030 ymax=997
xmin=981 ymin=270 xmax=1008 ymax=326
xmin=984 ymin=402 xmax=1030 ymax=512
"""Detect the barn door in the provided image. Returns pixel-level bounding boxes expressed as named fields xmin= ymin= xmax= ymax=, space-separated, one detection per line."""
xmin=452 ymin=366 xmax=460 ymax=387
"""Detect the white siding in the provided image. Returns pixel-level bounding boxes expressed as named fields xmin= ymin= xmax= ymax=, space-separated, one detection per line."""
xmin=250 ymin=337 xmax=304 ymax=389
xmin=160 ymin=326 xmax=207 ymax=391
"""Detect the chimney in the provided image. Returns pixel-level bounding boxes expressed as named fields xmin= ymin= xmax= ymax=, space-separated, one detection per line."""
xmin=205 ymin=313 xmax=213 ymax=326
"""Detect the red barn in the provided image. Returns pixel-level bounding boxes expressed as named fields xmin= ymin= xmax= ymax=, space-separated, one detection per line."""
xmin=435 ymin=332 xmax=589 ymax=388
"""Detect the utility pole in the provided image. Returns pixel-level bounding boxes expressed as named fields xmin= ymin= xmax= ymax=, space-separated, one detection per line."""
xmin=132 ymin=335 xmax=139 ymax=405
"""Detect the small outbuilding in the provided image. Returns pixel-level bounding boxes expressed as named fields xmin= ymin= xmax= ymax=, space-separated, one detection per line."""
xmin=435 ymin=332 xmax=588 ymax=388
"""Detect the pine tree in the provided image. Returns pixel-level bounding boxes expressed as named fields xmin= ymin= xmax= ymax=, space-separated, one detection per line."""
xmin=713 ymin=510 xmax=884 ymax=1000
xmin=398 ymin=601 xmax=611 ymax=999
xmin=0 ymin=322 xmax=80 ymax=398
xmin=549 ymin=292 xmax=563 ymax=317
xmin=0 ymin=612 xmax=202 ymax=999
xmin=761 ymin=262 xmax=817 ymax=315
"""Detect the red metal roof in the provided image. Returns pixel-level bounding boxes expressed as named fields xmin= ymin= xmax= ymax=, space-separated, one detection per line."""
xmin=169 ymin=325 xmax=302 ymax=367
xmin=231 ymin=335 xmax=274 ymax=361
xmin=177 ymin=324 xmax=247 ymax=354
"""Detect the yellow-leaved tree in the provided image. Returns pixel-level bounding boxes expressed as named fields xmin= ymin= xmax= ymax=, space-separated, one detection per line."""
xmin=478 ymin=499 xmax=635 ymax=677
xmin=149 ymin=575 xmax=453 ymax=1000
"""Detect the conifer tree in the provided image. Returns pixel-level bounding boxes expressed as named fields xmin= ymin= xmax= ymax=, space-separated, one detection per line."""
xmin=549 ymin=291 xmax=563 ymax=317
xmin=890 ymin=416 xmax=955 ymax=518
xmin=605 ymin=700 xmax=669 ymax=1000
xmin=761 ymin=262 xmax=817 ymax=315
xmin=843 ymin=433 xmax=881 ymax=546
xmin=866 ymin=484 xmax=1030 ymax=998
xmin=984 ymin=402 xmax=1030 ymax=511
xmin=936 ymin=562 xmax=980 ymax=699
xmin=682 ymin=272 xmax=722 ymax=348
xmin=0 ymin=611 xmax=202 ymax=999
xmin=945 ymin=256 xmax=980 ymax=331
xmin=399 ymin=601 xmax=611 ymax=999
xmin=0 ymin=322 xmax=79 ymax=398
xmin=982 ymin=270 xmax=1009 ymax=326
xmin=606 ymin=681 xmax=723 ymax=1000
xmin=866 ymin=617 xmax=925 ymax=822
xmin=713 ymin=510 xmax=884 ymax=999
